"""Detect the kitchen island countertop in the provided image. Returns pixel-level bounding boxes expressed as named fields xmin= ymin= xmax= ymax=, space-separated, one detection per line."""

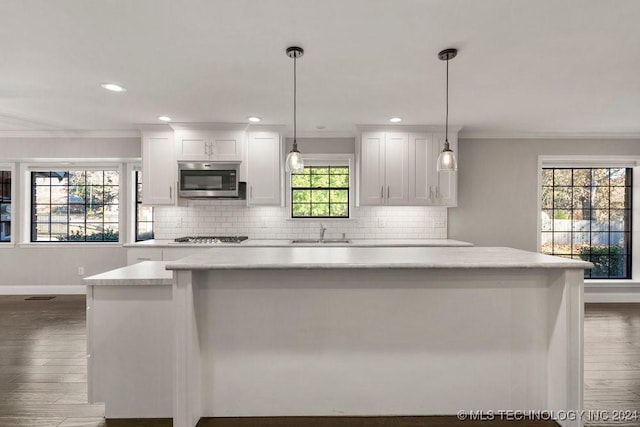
xmin=165 ymin=246 xmax=592 ymax=271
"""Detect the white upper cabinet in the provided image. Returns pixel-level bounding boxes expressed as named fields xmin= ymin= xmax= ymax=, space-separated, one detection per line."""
xmin=408 ymin=132 xmax=458 ymax=207
xmin=247 ymin=131 xmax=282 ymax=206
xmin=360 ymin=127 xmax=458 ymax=207
xmin=360 ymin=132 xmax=385 ymax=205
xmin=175 ymin=130 xmax=244 ymax=161
xmin=359 ymin=132 xmax=409 ymax=205
xmin=384 ymin=133 xmax=410 ymax=205
xmin=141 ymin=129 xmax=176 ymax=205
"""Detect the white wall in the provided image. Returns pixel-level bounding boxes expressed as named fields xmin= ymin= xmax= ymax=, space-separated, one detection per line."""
xmin=449 ymin=138 xmax=640 ymax=251
xmin=0 ymin=136 xmax=140 ymax=293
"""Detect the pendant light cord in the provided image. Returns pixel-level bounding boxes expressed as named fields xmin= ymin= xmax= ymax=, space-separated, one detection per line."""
xmin=445 ymin=58 xmax=449 ymax=146
xmin=293 ymin=55 xmax=297 ymax=150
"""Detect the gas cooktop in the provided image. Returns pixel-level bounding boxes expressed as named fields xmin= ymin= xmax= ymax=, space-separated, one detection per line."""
xmin=173 ymin=236 xmax=249 ymax=244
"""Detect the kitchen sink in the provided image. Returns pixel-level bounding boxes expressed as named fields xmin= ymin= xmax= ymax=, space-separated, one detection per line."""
xmin=290 ymin=239 xmax=351 ymax=244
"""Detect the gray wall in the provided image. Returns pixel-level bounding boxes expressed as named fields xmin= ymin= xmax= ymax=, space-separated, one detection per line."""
xmin=449 ymin=138 xmax=640 ymax=251
xmin=0 ymin=136 xmax=139 ymax=292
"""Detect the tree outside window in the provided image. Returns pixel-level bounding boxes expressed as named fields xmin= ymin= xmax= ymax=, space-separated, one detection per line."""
xmin=291 ymin=166 xmax=349 ymax=218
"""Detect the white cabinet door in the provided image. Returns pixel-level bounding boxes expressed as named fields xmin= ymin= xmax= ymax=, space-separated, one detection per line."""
xmin=175 ymin=131 xmax=210 ymax=161
xmin=247 ymin=132 xmax=281 ymax=206
xmin=359 ymin=132 xmax=385 ymax=205
xmin=409 ymin=133 xmax=437 ymax=205
xmin=384 ymin=132 xmax=409 ymax=205
xmin=211 ymin=131 xmax=243 ymax=161
xmin=432 ymin=133 xmax=457 ymax=206
xmin=142 ymin=131 xmax=176 ymax=205
xmin=176 ymin=131 xmax=243 ymax=161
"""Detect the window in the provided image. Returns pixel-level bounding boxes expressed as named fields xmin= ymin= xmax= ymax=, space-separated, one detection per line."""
xmin=291 ymin=166 xmax=349 ymax=218
xmin=135 ymin=171 xmax=154 ymax=241
xmin=0 ymin=170 xmax=11 ymax=242
xmin=541 ymin=168 xmax=632 ymax=279
xmin=31 ymin=170 xmax=120 ymax=242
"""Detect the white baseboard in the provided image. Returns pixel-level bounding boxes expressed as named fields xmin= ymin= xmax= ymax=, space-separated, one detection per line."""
xmin=585 ymin=292 xmax=640 ymax=303
xmin=585 ymin=283 xmax=640 ymax=303
xmin=0 ymin=285 xmax=86 ymax=295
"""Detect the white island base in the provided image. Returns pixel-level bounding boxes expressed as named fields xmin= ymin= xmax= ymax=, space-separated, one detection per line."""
xmin=167 ymin=247 xmax=589 ymax=427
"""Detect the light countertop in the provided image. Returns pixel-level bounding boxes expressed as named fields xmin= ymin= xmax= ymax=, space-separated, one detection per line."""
xmin=165 ymin=246 xmax=593 ymax=271
xmin=124 ymin=238 xmax=473 ymax=248
xmin=84 ymin=261 xmax=172 ymax=286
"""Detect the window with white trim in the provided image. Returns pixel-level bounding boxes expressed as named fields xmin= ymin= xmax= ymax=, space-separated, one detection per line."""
xmin=0 ymin=169 xmax=11 ymax=242
xmin=31 ymin=169 xmax=120 ymax=242
xmin=541 ymin=167 xmax=632 ymax=279
xmin=290 ymin=157 xmax=352 ymax=219
xmin=135 ymin=170 xmax=154 ymax=241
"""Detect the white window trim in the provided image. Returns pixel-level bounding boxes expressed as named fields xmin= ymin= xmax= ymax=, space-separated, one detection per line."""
xmin=286 ymin=154 xmax=355 ymax=221
xmin=21 ymin=162 xmax=126 ymax=245
xmin=0 ymin=163 xmax=15 ymax=247
xmin=537 ymin=155 xmax=640 ymax=285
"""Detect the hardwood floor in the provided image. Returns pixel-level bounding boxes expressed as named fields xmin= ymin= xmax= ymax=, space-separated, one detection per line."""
xmin=584 ymin=303 xmax=640 ymax=426
xmin=0 ymin=295 xmax=103 ymax=427
xmin=0 ymin=296 xmax=638 ymax=426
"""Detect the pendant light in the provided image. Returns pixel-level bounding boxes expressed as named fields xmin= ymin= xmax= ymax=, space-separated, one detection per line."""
xmin=285 ymin=46 xmax=304 ymax=173
xmin=436 ymin=48 xmax=458 ymax=172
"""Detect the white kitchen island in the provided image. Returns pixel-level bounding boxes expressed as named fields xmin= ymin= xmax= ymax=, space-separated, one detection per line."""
xmin=164 ymin=246 xmax=591 ymax=427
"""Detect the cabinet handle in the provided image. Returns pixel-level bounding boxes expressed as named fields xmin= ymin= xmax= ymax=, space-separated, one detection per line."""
xmin=250 ymin=185 xmax=253 ymax=200
xmin=380 ymin=186 xmax=384 ymax=201
xmin=169 ymin=185 xmax=172 ymax=199
xmin=436 ymin=187 xmax=441 ymax=199
xmin=429 ymin=186 xmax=434 ymax=201
xmin=387 ymin=186 xmax=390 ymax=199
xmin=138 ymin=257 xmax=152 ymax=261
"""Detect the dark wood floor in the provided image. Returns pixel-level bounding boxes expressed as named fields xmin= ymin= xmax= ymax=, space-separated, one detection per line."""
xmin=0 ymin=296 xmax=638 ymax=427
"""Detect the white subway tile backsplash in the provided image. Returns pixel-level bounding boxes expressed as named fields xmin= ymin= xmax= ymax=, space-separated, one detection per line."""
xmin=153 ymin=201 xmax=448 ymax=240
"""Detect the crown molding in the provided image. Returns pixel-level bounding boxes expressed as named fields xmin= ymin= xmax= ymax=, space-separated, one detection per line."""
xmin=0 ymin=130 xmax=140 ymax=138
xmin=169 ymin=122 xmax=249 ymax=132
xmin=356 ymin=124 xmax=462 ymax=133
xmin=286 ymin=131 xmax=357 ymax=139
xmin=460 ymin=130 xmax=640 ymax=140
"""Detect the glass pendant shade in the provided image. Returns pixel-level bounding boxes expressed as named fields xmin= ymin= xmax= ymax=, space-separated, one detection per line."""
xmin=437 ymin=143 xmax=457 ymax=171
xmin=285 ymin=147 xmax=304 ymax=173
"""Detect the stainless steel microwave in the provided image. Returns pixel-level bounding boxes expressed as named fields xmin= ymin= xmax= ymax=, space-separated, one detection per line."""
xmin=178 ymin=162 xmax=240 ymax=198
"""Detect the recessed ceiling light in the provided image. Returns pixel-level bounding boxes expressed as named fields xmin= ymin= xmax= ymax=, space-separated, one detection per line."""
xmin=157 ymin=115 xmax=172 ymax=122
xmin=316 ymin=125 xmax=326 ymax=130
xmin=247 ymin=116 xmax=262 ymax=123
xmin=389 ymin=117 xmax=402 ymax=123
xmin=101 ymin=83 xmax=126 ymax=92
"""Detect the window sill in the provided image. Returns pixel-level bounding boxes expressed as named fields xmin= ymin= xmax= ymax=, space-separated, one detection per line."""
xmin=0 ymin=243 xmax=15 ymax=249
xmin=286 ymin=217 xmax=355 ymax=222
xmin=17 ymin=242 xmax=123 ymax=248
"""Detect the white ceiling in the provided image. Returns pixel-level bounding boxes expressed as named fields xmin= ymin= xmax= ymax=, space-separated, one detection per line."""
xmin=1 ymin=0 xmax=639 ymax=137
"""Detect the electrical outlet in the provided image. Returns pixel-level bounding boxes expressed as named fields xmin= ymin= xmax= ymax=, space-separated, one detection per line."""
xmin=378 ymin=218 xmax=388 ymax=228
xmin=175 ymin=218 xmax=182 ymax=228
xmin=78 ymin=267 xmax=85 ymax=276
xmin=434 ymin=217 xmax=446 ymax=228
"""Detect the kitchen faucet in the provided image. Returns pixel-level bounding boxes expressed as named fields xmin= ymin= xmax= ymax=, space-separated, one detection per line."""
xmin=319 ymin=223 xmax=327 ymax=242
